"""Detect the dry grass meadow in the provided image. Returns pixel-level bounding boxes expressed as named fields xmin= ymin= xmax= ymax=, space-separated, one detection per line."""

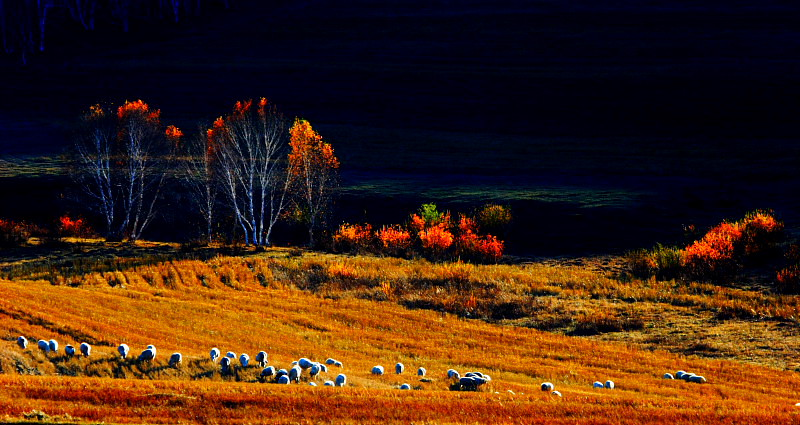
xmin=0 ymin=244 xmax=798 ymax=423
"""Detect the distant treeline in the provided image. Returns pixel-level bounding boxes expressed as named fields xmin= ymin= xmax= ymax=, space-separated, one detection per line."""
xmin=0 ymin=0 xmax=231 ymax=63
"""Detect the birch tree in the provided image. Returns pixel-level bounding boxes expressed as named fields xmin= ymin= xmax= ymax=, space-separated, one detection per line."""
xmin=72 ymin=100 xmax=177 ymax=242
xmin=182 ymin=126 xmax=218 ymax=244
xmin=207 ymin=98 xmax=292 ymax=247
xmin=288 ymin=118 xmax=339 ymax=247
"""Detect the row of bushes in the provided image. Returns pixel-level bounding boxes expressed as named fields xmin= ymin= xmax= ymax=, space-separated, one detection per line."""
xmin=331 ymin=203 xmax=510 ymax=263
xmin=0 ymin=216 xmax=95 ymax=248
xmin=627 ymin=210 xmax=796 ymax=290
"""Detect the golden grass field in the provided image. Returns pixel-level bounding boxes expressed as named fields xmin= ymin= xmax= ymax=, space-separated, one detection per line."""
xmin=0 ymin=245 xmax=799 ymax=424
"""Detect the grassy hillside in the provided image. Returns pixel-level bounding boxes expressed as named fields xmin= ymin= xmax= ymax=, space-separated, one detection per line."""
xmin=0 ymin=246 xmax=798 ymax=423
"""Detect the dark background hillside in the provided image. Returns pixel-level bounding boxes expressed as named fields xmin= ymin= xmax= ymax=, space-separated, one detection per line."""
xmin=0 ymin=0 xmax=798 ymax=255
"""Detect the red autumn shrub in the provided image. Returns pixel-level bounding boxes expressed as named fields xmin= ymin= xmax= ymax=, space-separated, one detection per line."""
xmin=682 ymin=222 xmax=742 ymax=280
xmin=376 ymin=226 xmax=412 ymax=255
xmin=333 ymin=223 xmax=373 ymax=252
xmin=58 ymin=215 xmax=95 ymax=238
xmin=419 ymin=224 xmax=454 ymax=254
xmin=0 ymin=219 xmax=31 ymax=247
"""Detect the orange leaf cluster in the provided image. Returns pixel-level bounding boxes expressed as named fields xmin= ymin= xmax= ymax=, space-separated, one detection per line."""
xmin=376 ymin=226 xmax=412 ymax=250
xmin=165 ymin=125 xmax=183 ymax=140
xmin=419 ymin=224 xmax=454 ymax=252
xmin=117 ymin=99 xmax=160 ymax=122
xmin=288 ymin=119 xmax=339 ymax=176
xmin=333 ymin=223 xmax=373 ymax=248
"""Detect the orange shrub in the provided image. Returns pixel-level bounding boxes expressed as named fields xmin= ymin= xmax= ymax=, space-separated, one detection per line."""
xmin=333 ymin=223 xmax=373 ymax=252
xmin=740 ymin=210 xmax=783 ymax=257
xmin=682 ymin=222 xmax=742 ymax=280
xmin=376 ymin=226 xmax=412 ymax=251
xmin=776 ymin=267 xmax=800 ymax=294
xmin=476 ymin=234 xmax=504 ymax=261
xmin=419 ymin=224 xmax=454 ymax=254
xmin=58 ymin=215 xmax=94 ymax=238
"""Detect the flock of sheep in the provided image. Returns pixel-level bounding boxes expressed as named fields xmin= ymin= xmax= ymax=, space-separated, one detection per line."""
xmin=14 ymin=335 xmax=707 ymax=393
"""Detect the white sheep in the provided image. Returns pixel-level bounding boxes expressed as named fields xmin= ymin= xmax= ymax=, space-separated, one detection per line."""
xmin=261 ymin=366 xmax=276 ymax=380
xmin=80 ymin=342 xmax=91 ymax=357
xmin=459 ymin=376 xmax=487 ymax=390
xmin=675 ymin=371 xmax=687 ymax=379
xmin=309 ymin=382 xmax=317 ymax=387
xmin=298 ymin=358 xmax=314 ymax=369
xmin=138 ymin=348 xmax=156 ymax=362
xmin=324 ymin=380 xmax=335 ymax=386
xmin=541 ymin=382 xmax=554 ymax=391
xmin=681 ymin=373 xmax=696 ymax=381
xmin=333 ymin=360 xmax=343 ymax=368
xmin=37 ymin=340 xmax=50 ymax=353
xmin=275 ymin=368 xmax=289 ymax=379
xmin=593 ymin=381 xmax=604 ymax=389
xmin=239 ymin=353 xmax=250 ymax=368
xmin=689 ymin=375 xmax=706 ymax=384
xmin=226 ymin=351 xmax=236 ymax=359
xmin=48 ymin=339 xmax=58 ymax=353
xmin=220 ymin=357 xmax=232 ymax=373
xmin=256 ymin=351 xmax=268 ymax=367
xmin=146 ymin=345 xmax=157 ymax=359
xmin=335 ymin=373 xmax=347 ymax=387
xmin=289 ymin=365 xmax=302 ymax=383
xmin=210 ymin=348 xmax=220 ymax=363
xmin=118 ymin=344 xmax=130 ymax=359
xmin=663 ymin=373 xmax=674 ymax=379
xmin=277 ymin=375 xmax=290 ymax=384
xmin=169 ymin=353 xmax=183 ymax=367
xmin=605 ymin=380 xmax=615 ymax=389
xmin=395 ymin=363 xmax=405 ymax=374
xmin=17 ymin=336 xmax=28 ymax=349
xmin=448 ymin=370 xmax=460 ymax=381
xmin=325 ymin=358 xmax=336 ymax=365
xmin=371 ymin=365 xmax=384 ymax=375
xmin=320 ymin=364 xmax=328 ymax=373
xmin=552 ymin=390 xmax=562 ymax=397
xmin=417 ymin=367 xmax=426 ymax=377
xmin=400 ymin=383 xmax=411 ymax=390
xmin=64 ymin=345 xmax=75 ymax=357
xmin=309 ymin=363 xmax=321 ymax=380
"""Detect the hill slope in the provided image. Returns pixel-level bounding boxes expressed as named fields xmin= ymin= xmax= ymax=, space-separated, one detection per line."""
xmin=0 ymin=249 xmax=798 ymax=423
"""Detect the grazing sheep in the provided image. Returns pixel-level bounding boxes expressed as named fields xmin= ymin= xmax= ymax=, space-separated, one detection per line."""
xmin=689 ymin=375 xmax=706 ymax=384
xmin=681 ymin=373 xmax=696 ymax=381
xmin=333 ymin=360 xmax=343 ymax=368
xmin=169 ymin=353 xmax=183 ymax=367
xmin=210 ymin=348 xmax=220 ymax=363
xmin=298 ymin=358 xmax=314 ymax=369
xmin=320 ymin=364 xmax=328 ymax=373
xmin=64 ymin=345 xmax=75 ymax=357
xmin=605 ymin=380 xmax=615 ymax=389
xmin=593 ymin=381 xmax=604 ymax=389
xmin=147 ymin=345 xmax=157 ymax=357
xmin=541 ymin=382 xmax=554 ymax=391
xmin=371 ymin=365 xmax=385 ymax=375
xmin=309 ymin=363 xmax=321 ymax=379
xmin=17 ymin=336 xmax=28 ymax=349
xmin=675 ymin=371 xmax=687 ymax=380
xmin=552 ymin=390 xmax=562 ymax=397
xmin=80 ymin=342 xmax=91 ymax=357
xmin=275 ymin=368 xmax=289 ymax=379
xmin=239 ymin=354 xmax=250 ymax=368
xmin=138 ymin=348 xmax=155 ymax=362
xmin=325 ymin=358 xmax=336 ymax=365
xmin=256 ymin=351 xmax=268 ymax=367
xmin=289 ymin=365 xmax=302 ymax=383
xmin=459 ymin=376 xmax=487 ymax=391
xmin=324 ymin=380 xmax=335 ymax=386
xmin=448 ymin=370 xmax=460 ymax=381
xmin=417 ymin=367 xmax=426 ymax=377
xmin=277 ymin=375 xmax=290 ymax=384
xmin=261 ymin=366 xmax=276 ymax=380
xmin=37 ymin=340 xmax=50 ymax=353
xmin=118 ymin=344 xmax=130 ymax=359
xmin=220 ymin=357 xmax=232 ymax=373
xmin=309 ymin=382 xmax=317 ymax=387
xmin=400 ymin=383 xmax=411 ymax=390
xmin=663 ymin=373 xmax=674 ymax=380
xmin=465 ymin=372 xmax=484 ymax=378
xmin=48 ymin=339 xmax=58 ymax=353
xmin=226 ymin=351 xmax=236 ymax=359
xmin=335 ymin=373 xmax=346 ymax=387
xmin=395 ymin=363 xmax=405 ymax=374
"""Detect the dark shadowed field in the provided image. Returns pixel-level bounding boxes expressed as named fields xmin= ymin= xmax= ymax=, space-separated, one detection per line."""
xmin=0 ymin=0 xmax=798 ymax=255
